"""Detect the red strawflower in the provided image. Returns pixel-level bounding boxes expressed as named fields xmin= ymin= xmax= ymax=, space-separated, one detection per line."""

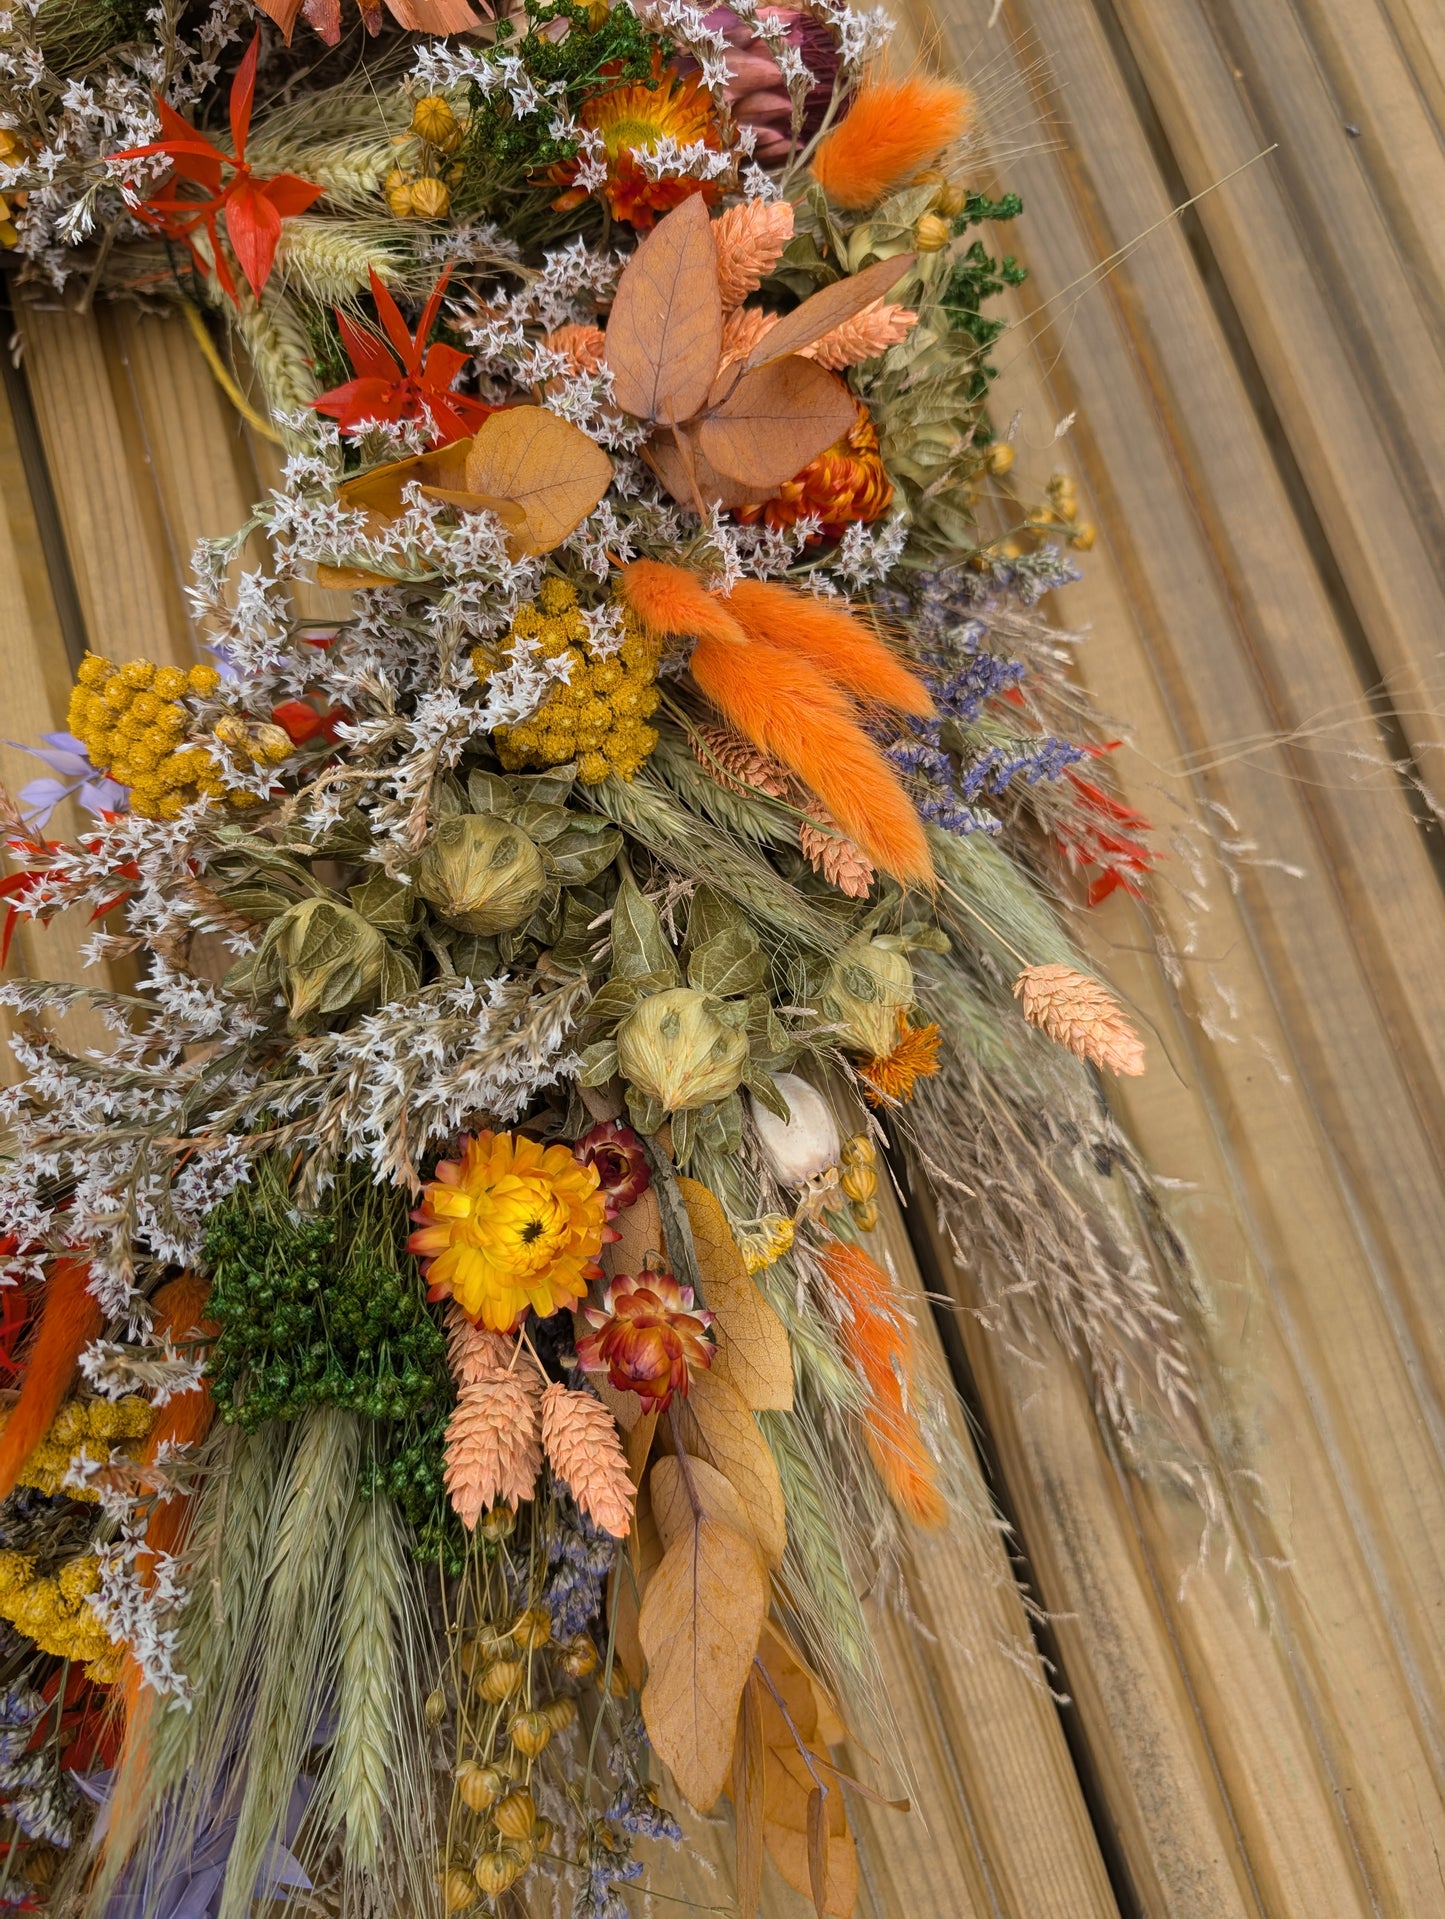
xmin=312 ymin=267 xmax=496 ymax=444
xmin=572 ymin=1121 xmax=651 ymax=1219
xmin=110 ymin=34 xmax=322 ymax=304
xmin=576 ymin=1267 xmax=715 ymax=1412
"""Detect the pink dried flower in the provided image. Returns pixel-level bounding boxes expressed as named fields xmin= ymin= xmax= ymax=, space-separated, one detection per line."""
xmin=712 ymin=200 xmax=795 ymax=309
xmin=573 ymin=1121 xmax=651 ymax=1219
xmin=1012 ymin=964 xmax=1146 ymax=1076
xmin=539 ymin=1383 xmax=635 ymax=1538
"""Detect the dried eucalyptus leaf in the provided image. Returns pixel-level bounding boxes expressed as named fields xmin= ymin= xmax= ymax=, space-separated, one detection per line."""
xmin=698 ymin=358 xmax=857 ymax=489
xmin=604 ymin=194 xmax=722 ymax=425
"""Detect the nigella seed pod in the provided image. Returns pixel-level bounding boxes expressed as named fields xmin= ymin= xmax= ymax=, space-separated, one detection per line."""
xmin=751 ymin=1072 xmax=840 ymax=1185
xmin=456 ymin=1761 xmax=506 ymax=1813
xmin=556 ymin=1636 xmax=598 ymax=1679
xmin=510 ymin=1606 xmax=551 ymax=1650
xmin=509 ymin=1708 xmax=553 ymax=1756
xmin=616 ymin=988 xmax=749 ymax=1113
xmin=542 ymin=1695 xmax=577 ymax=1733
xmin=492 ymin=1787 xmax=537 ymax=1840
xmin=417 ymin=814 xmax=547 ymax=935
xmin=476 ymin=1658 xmax=525 ymax=1704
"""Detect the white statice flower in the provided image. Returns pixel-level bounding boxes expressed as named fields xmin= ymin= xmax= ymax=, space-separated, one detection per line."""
xmin=833 ymin=514 xmax=910 ymax=587
xmin=88 ymin=1529 xmax=192 ymax=1703
xmin=632 ymin=137 xmax=734 ymax=186
xmin=78 ymin=1337 xmax=209 ymax=1408
xmin=581 ymin=602 xmax=627 ymax=660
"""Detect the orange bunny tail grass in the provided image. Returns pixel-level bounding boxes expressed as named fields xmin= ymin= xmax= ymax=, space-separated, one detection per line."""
xmin=690 ymin=632 xmax=933 ymax=886
xmin=101 ymin=1666 xmax=157 ymax=1877
xmin=819 ymin=1239 xmax=947 ymax=1529
xmin=0 ymin=1257 xmax=102 ymax=1505
xmin=619 ymin=558 xmax=747 ymax=648
xmin=811 ymin=74 xmax=972 ymax=210
xmin=724 ymin=579 xmax=934 ymax=717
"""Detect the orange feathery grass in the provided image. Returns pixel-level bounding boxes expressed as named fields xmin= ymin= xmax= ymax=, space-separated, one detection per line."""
xmin=723 ymin=579 xmax=934 ymax=716
xmin=819 ymin=1239 xmax=946 ymax=1529
xmin=618 ymin=558 xmax=747 ymax=648
xmin=0 ymin=1257 xmax=101 ymax=1505
xmin=811 ymin=74 xmax=971 ymax=210
xmin=690 ymin=631 xmax=933 ymax=886
xmin=858 ymin=1015 xmax=943 ymax=1105
xmin=135 ymin=1273 xmax=218 ymax=1577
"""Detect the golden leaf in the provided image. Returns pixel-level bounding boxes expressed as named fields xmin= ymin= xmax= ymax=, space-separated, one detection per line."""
xmin=336 ymin=440 xmax=471 ymax=524
xmin=638 ymin=1515 xmax=768 ymax=1811
xmin=458 ymin=406 xmax=613 ymax=556
xmin=740 ymin=253 xmax=918 ymax=371
xmin=763 ymin=1817 xmax=858 ymax=1917
xmin=677 ymin=1176 xmax=793 ymax=1412
xmin=643 ymin=432 xmax=773 ymax=513
xmin=650 ymin=1453 xmax=760 ymax=1559
xmin=732 ymin=1674 xmax=766 ymax=1919
xmin=672 ymin=1369 xmax=786 ymax=1568
xmin=604 ymin=195 xmax=723 ymax=425
xmin=755 ymin=1624 xmax=822 ymax=1749
xmin=807 ymin=1785 xmax=831 ymax=1919
xmin=605 ymin=1185 xmax=663 ymax=1279
xmin=610 ymin=1476 xmax=662 ymax=1690
xmin=697 ymin=358 xmax=858 ymax=489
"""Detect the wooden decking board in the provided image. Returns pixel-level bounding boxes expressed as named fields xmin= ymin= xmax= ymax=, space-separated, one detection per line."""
xmin=4 ymin=0 xmax=1445 ymax=1905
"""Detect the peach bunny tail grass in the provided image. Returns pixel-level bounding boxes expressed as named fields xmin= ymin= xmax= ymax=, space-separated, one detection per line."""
xmin=690 ymin=631 xmax=933 ymax=886
xmin=619 ymin=558 xmax=748 ymax=647
xmin=0 ymin=1257 xmax=102 ymax=1505
xmin=724 ymin=579 xmax=935 ymax=716
xmin=1013 ymin=963 xmax=1146 ymax=1076
xmin=819 ymin=1239 xmax=947 ymax=1530
xmin=811 ymin=74 xmax=972 ymax=210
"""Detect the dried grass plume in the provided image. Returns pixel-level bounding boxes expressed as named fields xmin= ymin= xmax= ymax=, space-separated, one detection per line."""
xmin=538 ymin=1383 xmax=635 ymax=1538
xmin=1013 ymin=963 xmax=1146 ymax=1076
xmin=811 ymin=74 xmax=972 ymax=210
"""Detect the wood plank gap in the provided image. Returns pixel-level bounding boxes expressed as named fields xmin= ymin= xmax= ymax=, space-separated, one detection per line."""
xmin=1085 ymin=0 xmax=1445 ymax=895
xmin=0 ymin=273 xmax=88 ymax=674
xmin=888 ymin=1149 xmax=1145 ymax=1919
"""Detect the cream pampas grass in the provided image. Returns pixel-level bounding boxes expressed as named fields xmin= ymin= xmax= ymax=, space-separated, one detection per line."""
xmin=538 ymin=1384 xmax=634 ymax=1538
xmin=1013 ymin=963 xmax=1146 ymax=1076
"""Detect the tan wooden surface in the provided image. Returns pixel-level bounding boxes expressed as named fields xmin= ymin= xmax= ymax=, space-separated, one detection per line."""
xmin=4 ymin=0 xmax=1445 ymax=1907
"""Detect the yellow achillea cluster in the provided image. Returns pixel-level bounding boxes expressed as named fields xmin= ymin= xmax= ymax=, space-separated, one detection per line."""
xmin=0 ymin=1553 xmax=119 ymax=1681
xmin=482 ymin=579 xmax=661 ymax=786
xmin=67 ymin=652 xmax=285 ymax=820
xmin=3 ymin=1395 xmax=153 ymax=1502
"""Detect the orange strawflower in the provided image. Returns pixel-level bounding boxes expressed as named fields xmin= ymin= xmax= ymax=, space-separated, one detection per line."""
xmin=858 ymin=1015 xmax=943 ymax=1106
xmin=550 ymin=63 xmax=726 ymax=229
xmin=736 ymin=404 xmax=894 ymax=543
xmin=811 ymin=74 xmax=971 ymax=210
xmin=408 ymin=1131 xmax=608 ymax=1332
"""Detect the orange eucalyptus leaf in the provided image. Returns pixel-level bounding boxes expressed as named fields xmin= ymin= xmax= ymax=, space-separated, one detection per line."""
xmin=698 ymin=357 xmax=857 ymax=490
xmin=604 ymin=194 xmax=722 ymax=424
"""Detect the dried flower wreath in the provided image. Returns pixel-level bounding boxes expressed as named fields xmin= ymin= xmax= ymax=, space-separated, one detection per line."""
xmin=0 ymin=4 xmax=1190 ymax=1916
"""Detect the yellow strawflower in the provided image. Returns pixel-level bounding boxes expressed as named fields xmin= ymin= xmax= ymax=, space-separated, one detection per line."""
xmin=0 ymin=1552 xmax=119 ymax=1681
xmin=0 ymin=1395 xmax=153 ymax=1501
xmin=407 ymin=1130 xmax=608 ymax=1332
xmin=481 ymin=579 xmax=661 ymax=785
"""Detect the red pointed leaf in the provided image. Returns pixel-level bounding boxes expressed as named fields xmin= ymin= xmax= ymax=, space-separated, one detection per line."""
xmin=229 ymin=33 xmax=261 ymax=163
xmin=335 ymin=312 xmax=401 ymax=383
xmin=421 ymin=341 xmax=468 ymax=388
xmin=224 ymin=178 xmax=282 ymax=297
xmin=261 ymin=172 xmax=323 ymax=219
xmin=370 ymin=268 xmax=421 ymax=370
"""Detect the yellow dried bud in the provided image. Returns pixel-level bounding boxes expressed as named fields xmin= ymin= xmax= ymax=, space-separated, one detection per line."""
xmin=473 ymin=1849 xmax=524 ymax=1897
xmin=416 ymin=814 xmax=547 ymax=936
xmin=477 ymin=1504 xmax=515 ymax=1543
xmin=1072 ymin=522 xmax=1096 ymax=551
xmin=824 ymin=937 xmax=914 ymax=1059
xmin=424 ymin=1687 xmax=447 ymax=1728
xmin=384 ymin=169 xmax=415 ymax=218
xmin=932 ymin=181 xmax=966 ymax=217
xmin=616 ymin=988 xmax=749 ymax=1114
xmin=492 ymin=1788 xmax=537 ymax=1840
xmin=412 ymin=95 xmax=463 ymax=151
xmin=840 ymin=1160 xmax=877 ymax=1203
xmin=442 ymin=1868 xmax=476 ymax=1911
xmin=555 ymin=1636 xmax=597 ymax=1680
xmin=541 ymin=1696 xmax=577 ymax=1733
xmin=840 ymin=1131 xmax=875 ymax=1167
xmin=914 ymin=212 xmax=953 ymax=252
xmin=456 ymin=1761 xmax=506 ymax=1813
xmin=850 ymin=1197 xmax=879 ymax=1232
xmin=410 ymin=176 xmax=452 ymax=220
xmin=510 ymin=1605 xmax=551 ymax=1650
xmin=476 ymin=1658 xmax=525 ymax=1704
xmin=986 ymin=442 xmax=1015 ymax=476
xmin=508 ymin=1708 xmax=552 ymax=1757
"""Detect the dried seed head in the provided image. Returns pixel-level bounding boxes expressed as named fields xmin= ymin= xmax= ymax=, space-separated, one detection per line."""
xmin=542 ymin=1695 xmax=578 ymax=1733
xmin=1012 ymin=964 xmax=1145 ymax=1076
xmin=510 ymin=1605 xmax=552 ymax=1650
xmin=476 ymin=1658 xmax=525 ymax=1704
xmin=442 ymin=1868 xmax=476 ymax=1911
xmin=556 ymin=1636 xmax=598 ymax=1680
xmin=456 ymin=1761 xmax=506 ymax=1813
xmin=492 ymin=1788 xmax=537 ymax=1840
xmin=410 ymin=176 xmax=452 ymax=220
xmin=508 ymin=1708 xmax=552 ymax=1757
